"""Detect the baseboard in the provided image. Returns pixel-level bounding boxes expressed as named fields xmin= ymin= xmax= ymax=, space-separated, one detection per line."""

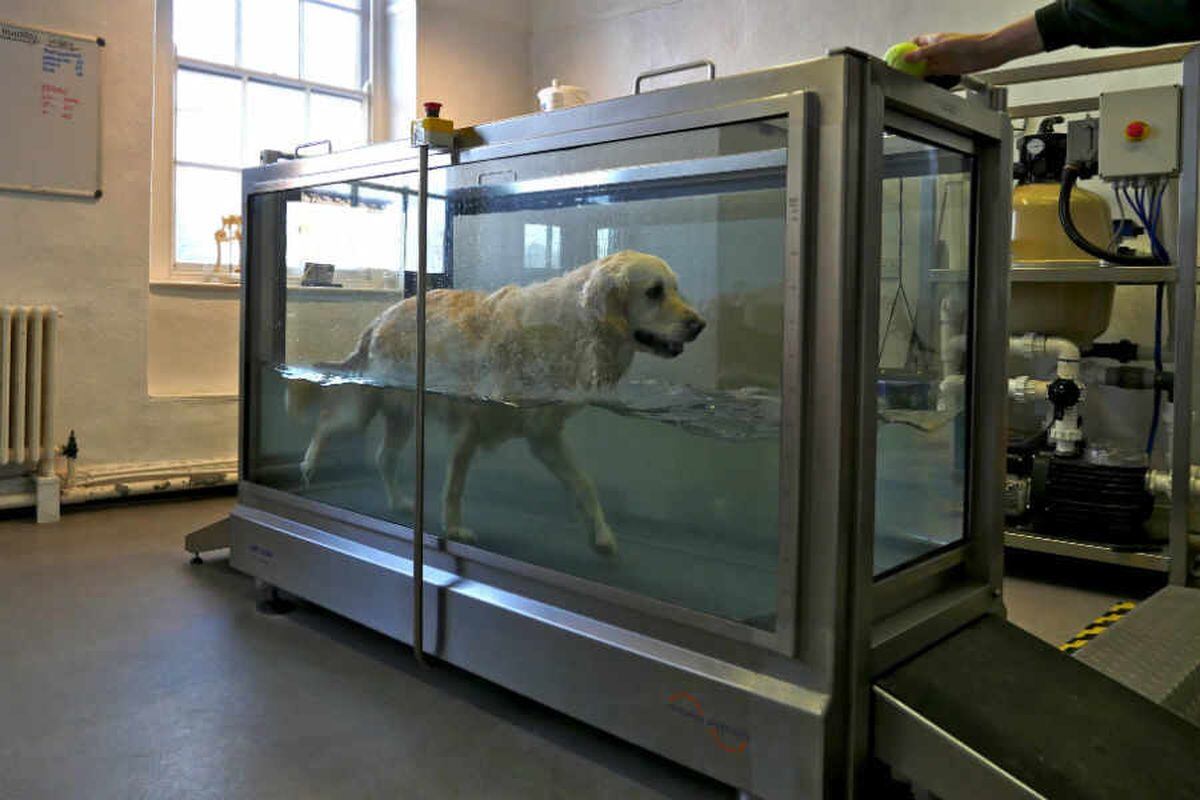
xmin=0 ymin=457 xmax=238 ymax=514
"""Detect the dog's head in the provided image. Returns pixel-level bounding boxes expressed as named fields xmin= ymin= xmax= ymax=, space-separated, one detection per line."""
xmin=581 ymin=251 xmax=706 ymax=358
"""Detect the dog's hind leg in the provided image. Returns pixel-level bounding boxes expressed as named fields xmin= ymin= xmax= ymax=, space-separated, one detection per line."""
xmin=300 ymin=386 xmax=376 ymax=486
xmin=377 ymin=405 xmax=414 ymax=513
xmin=527 ymin=432 xmax=616 ymax=556
xmin=442 ymin=424 xmax=480 ymax=544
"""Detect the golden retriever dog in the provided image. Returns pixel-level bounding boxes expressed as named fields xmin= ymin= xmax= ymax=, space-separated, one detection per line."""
xmin=289 ymin=250 xmax=706 ymax=555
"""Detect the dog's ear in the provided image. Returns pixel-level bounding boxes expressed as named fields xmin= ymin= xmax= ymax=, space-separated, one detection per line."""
xmin=581 ymin=258 xmax=630 ymax=320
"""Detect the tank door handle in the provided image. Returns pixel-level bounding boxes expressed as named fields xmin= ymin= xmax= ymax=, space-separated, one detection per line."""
xmin=477 ymin=169 xmax=518 ymax=185
xmin=634 ymin=60 xmax=717 ymax=94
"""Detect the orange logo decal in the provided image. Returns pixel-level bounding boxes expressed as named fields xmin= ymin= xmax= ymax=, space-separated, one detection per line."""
xmin=666 ymin=691 xmax=750 ymax=754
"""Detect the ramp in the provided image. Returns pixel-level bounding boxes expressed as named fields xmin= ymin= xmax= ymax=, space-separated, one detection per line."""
xmin=1075 ymin=586 xmax=1200 ymax=725
xmin=874 ymin=615 xmax=1200 ymax=800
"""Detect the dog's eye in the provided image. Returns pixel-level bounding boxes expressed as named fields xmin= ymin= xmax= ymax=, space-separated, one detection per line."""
xmin=645 ymin=283 xmax=664 ymax=301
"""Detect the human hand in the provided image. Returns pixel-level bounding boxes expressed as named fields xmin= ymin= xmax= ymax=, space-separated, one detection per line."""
xmin=905 ymin=33 xmax=1002 ymax=76
xmin=905 ymin=17 xmax=1044 ymax=76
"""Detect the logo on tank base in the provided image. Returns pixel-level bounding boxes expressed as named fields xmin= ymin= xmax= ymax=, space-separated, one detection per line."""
xmin=665 ymin=692 xmax=750 ymax=754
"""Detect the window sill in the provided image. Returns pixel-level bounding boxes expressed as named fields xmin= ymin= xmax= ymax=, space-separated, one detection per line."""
xmin=151 ymin=279 xmax=242 ymax=293
xmin=150 ymin=278 xmax=406 ymax=300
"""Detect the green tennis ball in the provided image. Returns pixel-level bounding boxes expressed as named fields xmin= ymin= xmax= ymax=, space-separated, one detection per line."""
xmin=884 ymin=42 xmax=927 ymax=77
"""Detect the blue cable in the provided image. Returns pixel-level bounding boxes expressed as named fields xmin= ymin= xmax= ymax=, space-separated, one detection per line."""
xmin=1152 ymin=181 xmax=1169 ymax=262
xmin=1123 ymin=184 xmax=1168 ymax=264
xmin=1147 ymin=281 xmax=1165 ymax=455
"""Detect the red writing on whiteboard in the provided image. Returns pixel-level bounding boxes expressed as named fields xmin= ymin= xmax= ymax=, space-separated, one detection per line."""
xmin=41 ymin=83 xmax=81 ymax=120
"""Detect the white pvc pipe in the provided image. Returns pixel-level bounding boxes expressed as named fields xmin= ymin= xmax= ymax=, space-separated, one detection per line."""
xmin=1146 ymin=469 xmax=1200 ymax=499
xmin=1008 ymin=376 xmax=1051 ymax=403
xmin=939 ymin=297 xmax=962 ymax=380
xmin=1009 ymin=333 xmax=1081 ymax=380
xmin=0 ymin=491 xmax=37 ymax=510
xmin=0 ymin=462 xmax=236 ymax=513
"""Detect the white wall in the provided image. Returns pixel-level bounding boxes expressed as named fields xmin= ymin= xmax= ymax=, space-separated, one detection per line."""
xmin=528 ymin=0 xmax=1053 ymax=102
xmin=2 ymin=0 xmax=237 ymax=466
xmin=416 ymin=0 xmax=534 ymax=126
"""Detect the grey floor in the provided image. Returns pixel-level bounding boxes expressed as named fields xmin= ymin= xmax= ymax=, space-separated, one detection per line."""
xmin=0 ymin=496 xmax=1166 ymax=799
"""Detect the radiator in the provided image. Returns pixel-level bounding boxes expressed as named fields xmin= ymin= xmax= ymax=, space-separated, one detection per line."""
xmin=1 ymin=306 xmax=58 ymax=474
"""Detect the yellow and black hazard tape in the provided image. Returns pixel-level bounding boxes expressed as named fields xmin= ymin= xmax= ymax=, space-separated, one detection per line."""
xmin=1060 ymin=601 xmax=1137 ymax=653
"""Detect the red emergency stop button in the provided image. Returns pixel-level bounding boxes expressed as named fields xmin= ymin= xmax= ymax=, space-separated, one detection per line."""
xmin=1125 ymin=120 xmax=1150 ymax=141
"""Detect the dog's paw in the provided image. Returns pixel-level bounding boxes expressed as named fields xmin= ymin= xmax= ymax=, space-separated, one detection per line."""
xmin=592 ymin=524 xmax=618 ymax=557
xmin=300 ymin=459 xmax=316 ymax=487
xmin=445 ymin=526 xmax=477 ymax=544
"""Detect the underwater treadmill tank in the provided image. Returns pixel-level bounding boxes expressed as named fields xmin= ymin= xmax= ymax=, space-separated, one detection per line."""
xmin=231 ymin=51 xmax=1012 ymax=799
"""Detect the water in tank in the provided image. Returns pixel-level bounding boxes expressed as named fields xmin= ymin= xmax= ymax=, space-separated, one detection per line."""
xmin=244 ymin=120 xmax=973 ymax=632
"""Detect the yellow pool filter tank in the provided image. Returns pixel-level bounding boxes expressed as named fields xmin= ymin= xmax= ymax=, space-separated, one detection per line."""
xmin=1010 ymin=118 xmax=1115 ymax=346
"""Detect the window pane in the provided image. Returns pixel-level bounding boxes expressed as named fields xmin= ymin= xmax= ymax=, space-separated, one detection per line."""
xmin=302 ymin=4 xmax=361 ymax=89
xmin=285 ymin=186 xmax=405 ymax=278
xmin=596 ymin=227 xmax=617 ymax=259
xmin=246 ymin=121 xmax=789 ymax=630
xmin=874 ymin=133 xmax=974 ymax=576
xmin=244 ymin=82 xmax=306 ymax=165
xmin=175 ymin=166 xmax=241 ymax=265
xmin=309 ymin=93 xmax=366 ymax=152
xmin=242 ymin=0 xmax=300 ymax=77
xmin=523 ymin=224 xmax=548 ymax=270
xmin=174 ymin=0 xmax=236 ymax=64
xmin=176 ymin=69 xmax=242 ymax=167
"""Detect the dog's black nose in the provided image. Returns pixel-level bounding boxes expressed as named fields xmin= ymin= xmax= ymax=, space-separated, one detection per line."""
xmin=686 ymin=316 xmax=706 ymax=339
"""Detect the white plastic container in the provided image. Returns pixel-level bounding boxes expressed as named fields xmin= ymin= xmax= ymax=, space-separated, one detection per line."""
xmin=537 ymin=79 xmax=589 ymax=112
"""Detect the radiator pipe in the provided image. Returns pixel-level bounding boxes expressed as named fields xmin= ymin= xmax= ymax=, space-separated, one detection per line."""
xmin=38 ymin=308 xmax=58 ymax=477
xmin=0 ymin=472 xmax=236 ymax=513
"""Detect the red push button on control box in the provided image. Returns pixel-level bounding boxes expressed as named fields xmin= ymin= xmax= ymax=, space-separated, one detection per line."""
xmin=1125 ymin=120 xmax=1150 ymax=141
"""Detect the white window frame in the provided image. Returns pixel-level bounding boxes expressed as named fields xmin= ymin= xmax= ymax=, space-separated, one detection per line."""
xmin=152 ymin=0 xmax=390 ymax=284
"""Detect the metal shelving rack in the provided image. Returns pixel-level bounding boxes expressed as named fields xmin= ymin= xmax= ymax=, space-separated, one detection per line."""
xmin=981 ymin=45 xmax=1200 ymax=583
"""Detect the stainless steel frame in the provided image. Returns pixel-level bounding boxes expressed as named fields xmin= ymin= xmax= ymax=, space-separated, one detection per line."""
xmin=984 ymin=45 xmax=1200 ymax=585
xmin=230 ymin=51 xmax=1012 ymax=798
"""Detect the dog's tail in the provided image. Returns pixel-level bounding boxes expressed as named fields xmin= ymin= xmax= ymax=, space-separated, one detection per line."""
xmin=285 ymin=323 xmax=376 ymax=418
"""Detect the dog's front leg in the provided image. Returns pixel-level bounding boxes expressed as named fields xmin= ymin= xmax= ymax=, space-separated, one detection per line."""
xmin=442 ymin=425 xmax=480 ymax=544
xmin=527 ymin=433 xmax=616 ymax=556
xmin=377 ymin=407 xmax=414 ymax=513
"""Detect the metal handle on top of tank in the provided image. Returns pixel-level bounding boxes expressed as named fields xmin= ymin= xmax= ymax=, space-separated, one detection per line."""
xmin=294 ymin=140 xmax=333 ymax=158
xmin=634 ymin=60 xmax=717 ymax=94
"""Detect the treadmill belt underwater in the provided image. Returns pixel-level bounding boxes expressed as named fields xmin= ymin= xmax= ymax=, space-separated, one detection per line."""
xmin=876 ymin=616 xmax=1200 ymax=800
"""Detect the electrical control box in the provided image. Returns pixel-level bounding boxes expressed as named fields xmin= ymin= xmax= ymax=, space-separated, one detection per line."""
xmin=1099 ymin=85 xmax=1181 ymax=179
xmin=1067 ymin=118 xmax=1100 ymax=172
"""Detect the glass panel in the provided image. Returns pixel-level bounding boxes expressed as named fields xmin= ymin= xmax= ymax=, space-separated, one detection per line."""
xmin=244 ymin=81 xmax=307 ymax=165
xmin=309 ymin=93 xmax=367 ymax=152
xmin=302 ymin=4 xmax=361 ymax=89
xmin=175 ymin=166 xmax=241 ymax=265
xmin=174 ymin=0 xmax=236 ymax=64
xmin=283 ymin=184 xmax=405 ymax=282
xmin=874 ymin=131 xmax=974 ymax=576
xmin=176 ymin=69 xmax=243 ymax=168
xmin=247 ymin=120 xmax=789 ymax=630
xmin=242 ymin=0 xmax=301 ymax=77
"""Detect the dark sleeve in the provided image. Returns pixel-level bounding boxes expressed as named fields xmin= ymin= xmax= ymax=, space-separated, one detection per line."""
xmin=1035 ymin=0 xmax=1200 ymax=51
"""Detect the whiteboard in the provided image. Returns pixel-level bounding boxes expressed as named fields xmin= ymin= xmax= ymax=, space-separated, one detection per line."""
xmin=0 ymin=20 xmax=102 ymax=198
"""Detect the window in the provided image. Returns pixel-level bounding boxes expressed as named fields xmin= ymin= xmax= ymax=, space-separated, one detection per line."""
xmin=523 ymin=223 xmax=562 ymax=270
xmin=171 ymin=0 xmax=370 ymax=272
xmin=596 ymin=226 xmax=619 ymax=259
